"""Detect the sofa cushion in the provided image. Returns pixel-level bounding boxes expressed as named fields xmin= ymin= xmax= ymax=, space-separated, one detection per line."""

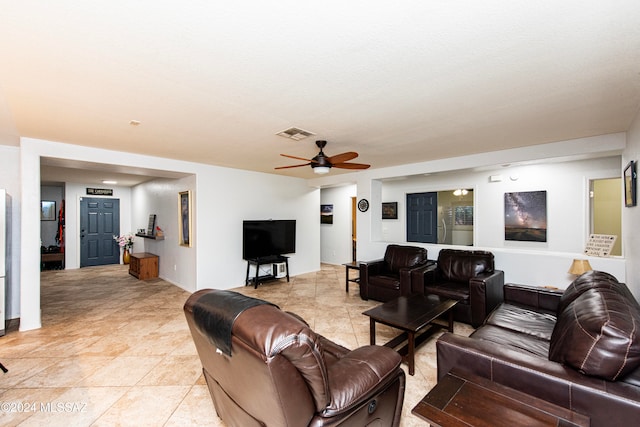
xmin=484 ymin=303 xmax=556 ymax=341
xmin=549 ymin=287 xmax=640 ymax=380
xmin=437 ymin=249 xmax=494 ymax=282
xmin=424 ymin=281 xmax=470 ymax=303
xmin=368 ymin=275 xmax=400 ymax=290
xmin=470 ymin=324 xmax=550 ymax=358
xmin=384 ymin=244 xmax=427 ymax=274
xmin=557 ymin=270 xmax=621 ymax=314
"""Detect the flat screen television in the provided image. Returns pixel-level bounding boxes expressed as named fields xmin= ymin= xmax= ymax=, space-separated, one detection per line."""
xmin=242 ymin=220 xmax=296 ymax=260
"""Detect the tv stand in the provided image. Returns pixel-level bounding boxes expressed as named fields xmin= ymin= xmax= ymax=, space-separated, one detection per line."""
xmin=245 ymin=255 xmax=289 ymax=289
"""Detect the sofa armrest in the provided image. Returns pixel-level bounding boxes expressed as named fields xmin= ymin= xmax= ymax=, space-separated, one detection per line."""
xmin=503 ymin=283 xmax=563 ymax=314
xmin=436 ymin=332 xmax=640 ymax=427
xmin=469 ymin=270 xmax=504 ymax=327
xmin=323 ymin=345 xmax=405 ymax=417
xmin=408 ymin=260 xmax=437 ymax=294
xmin=359 ymin=259 xmax=384 ymax=299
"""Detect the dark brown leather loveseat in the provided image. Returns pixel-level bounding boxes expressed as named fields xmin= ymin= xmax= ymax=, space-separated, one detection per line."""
xmin=184 ymin=289 xmax=406 ymax=427
xmin=435 ymin=271 xmax=640 ymax=427
xmin=359 ymin=244 xmax=432 ymax=302
xmin=412 ymin=249 xmax=504 ymax=327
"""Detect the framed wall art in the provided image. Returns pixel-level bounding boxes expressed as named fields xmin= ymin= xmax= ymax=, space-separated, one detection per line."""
xmin=179 ymin=191 xmax=192 ymax=247
xmin=382 ymin=202 xmax=398 ymax=219
xmin=321 ymin=204 xmax=333 ymax=224
xmin=504 ymin=191 xmax=547 ymax=242
xmin=624 ymin=160 xmax=636 ymax=207
xmin=41 ymin=200 xmax=56 ymax=221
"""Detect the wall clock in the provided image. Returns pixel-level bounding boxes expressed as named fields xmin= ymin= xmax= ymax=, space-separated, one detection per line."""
xmin=357 ymin=199 xmax=369 ymax=212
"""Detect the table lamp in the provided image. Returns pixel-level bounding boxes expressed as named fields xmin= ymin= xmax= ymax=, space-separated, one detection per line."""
xmin=568 ymin=259 xmax=593 ymax=276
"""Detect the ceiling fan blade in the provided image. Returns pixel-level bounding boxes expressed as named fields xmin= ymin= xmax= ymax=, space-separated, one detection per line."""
xmin=327 ymin=151 xmax=358 ymax=164
xmin=280 ymin=153 xmax=316 ymax=162
xmin=332 ymin=162 xmax=370 ymax=170
xmin=274 ymin=163 xmax=311 ymax=170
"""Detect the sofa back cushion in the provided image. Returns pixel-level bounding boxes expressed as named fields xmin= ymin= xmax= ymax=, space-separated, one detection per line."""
xmin=383 ymin=244 xmax=427 ymax=274
xmin=556 ymin=270 xmax=621 ymax=314
xmin=234 ymin=305 xmax=330 ymax=412
xmin=549 ymin=286 xmax=640 ymax=380
xmin=437 ymin=249 xmax=494 ymax=282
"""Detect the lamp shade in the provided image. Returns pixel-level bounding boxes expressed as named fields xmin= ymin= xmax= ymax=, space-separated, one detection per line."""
xmin=313 ymin=166 xmax=330 ymax=174
xmin=568 ymin=259 xmax=593 ymax=275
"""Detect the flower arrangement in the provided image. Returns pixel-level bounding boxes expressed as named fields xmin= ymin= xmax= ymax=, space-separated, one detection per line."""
xmin=113 ymin=233 xmax=135 ymax=250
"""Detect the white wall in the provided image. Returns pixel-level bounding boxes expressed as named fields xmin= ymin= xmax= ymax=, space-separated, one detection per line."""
xmin=312 ymin=133 xmax=629 ymax=292
xmin=320 ymin=185 xmax=356 ymax=264
xmin=623 ymin=109 xmax=640 ymax=298
xmin=16 ymin=137 xmax=321 ymax=330
xmin=132 ymin=176 xmax=197 ymax=290
xmin=0 ymin=145 xmax=20 ymax=319
xmin=379 ymin=157 xmax=620 ymax=252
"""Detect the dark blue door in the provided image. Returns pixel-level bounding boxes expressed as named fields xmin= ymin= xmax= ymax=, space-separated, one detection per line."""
xmin=406 ymin=192 xmax=437 ymax=243
xmin=80 ymin=197 xmax=120 ymax=267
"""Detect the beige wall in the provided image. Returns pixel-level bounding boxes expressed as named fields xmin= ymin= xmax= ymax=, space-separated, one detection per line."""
xmin=592 ymin=178 xmax=621 ymax=256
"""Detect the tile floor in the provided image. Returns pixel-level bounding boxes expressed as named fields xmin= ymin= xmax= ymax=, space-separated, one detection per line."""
xmin=0 ymin=263 xmax=473 ymax=426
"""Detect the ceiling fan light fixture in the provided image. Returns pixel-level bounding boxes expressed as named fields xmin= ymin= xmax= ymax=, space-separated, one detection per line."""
xmin=313 ymin=166 xmax=331 ymax=174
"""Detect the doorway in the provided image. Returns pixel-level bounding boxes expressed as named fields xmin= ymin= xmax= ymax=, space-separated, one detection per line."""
xmin=79 ymin=197 xmax=121 ymax=267
xmin=590 ymin=178 xmax=622 ymax=256
xmin=351 ymin=197 xmax=357 ymax=261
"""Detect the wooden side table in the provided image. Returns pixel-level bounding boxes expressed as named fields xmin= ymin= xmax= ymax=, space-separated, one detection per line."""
xmin=412 ymin=371 xmax=589 ymax=427
xmin=342 ymin=262 xmax=361 ymax=292
xmin=129 ymin=252 xmax=159 ymax=280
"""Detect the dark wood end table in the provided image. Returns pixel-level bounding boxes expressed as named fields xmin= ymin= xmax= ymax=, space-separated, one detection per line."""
xmin=412 ymin=370 xmax=590 ymax=427
xmin=342 ymin=261 xmax=361 ymax=292
xmin=362 ymin=294 xmax=457 ymax=375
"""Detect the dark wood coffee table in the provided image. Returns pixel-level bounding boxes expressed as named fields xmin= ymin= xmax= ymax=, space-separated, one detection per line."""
xmin=362 ymin=294 xmax=457 ymax=375
xmin=412 ymin=370 xmax=590 ymax=427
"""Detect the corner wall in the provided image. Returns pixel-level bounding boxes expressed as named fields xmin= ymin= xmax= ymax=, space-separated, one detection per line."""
xmin=17 ymin=138 xmax=321 ymax=330
xmin=624 ymin=108 xmax=640 ymax=298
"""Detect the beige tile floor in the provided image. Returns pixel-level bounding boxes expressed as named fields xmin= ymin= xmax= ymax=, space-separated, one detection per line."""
xmin=0 ymin=263 xmax=473 ymax=426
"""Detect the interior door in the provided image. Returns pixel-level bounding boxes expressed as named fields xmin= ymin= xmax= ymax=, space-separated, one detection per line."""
xmin=407 ymin=192 xmax=437 ymax=243
xmin=80 ymin=197 xmax=120 ymax=267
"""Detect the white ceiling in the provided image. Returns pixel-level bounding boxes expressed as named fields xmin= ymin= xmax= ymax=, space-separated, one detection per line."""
xmin=2 ymin=1 xmax=640 ymax=183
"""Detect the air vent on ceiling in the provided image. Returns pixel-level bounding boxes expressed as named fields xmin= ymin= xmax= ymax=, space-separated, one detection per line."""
xmin=276 ymin=127 xmax=315 ymax=141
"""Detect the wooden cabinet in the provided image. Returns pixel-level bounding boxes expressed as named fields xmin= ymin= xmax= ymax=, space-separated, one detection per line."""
xmin=129 ymin=252 xmax=159 ymax=280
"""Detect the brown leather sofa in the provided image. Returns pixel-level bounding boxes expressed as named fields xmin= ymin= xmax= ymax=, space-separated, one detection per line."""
xmin=184 ymin=289 xmax=406 ymax=427
xmin=411 ymin=248 xmax=504 ymax=327
xmin=359 ymin=244 xmax=432 ymax=302
xmin=435 ymin=271 xmax=640 ymax=427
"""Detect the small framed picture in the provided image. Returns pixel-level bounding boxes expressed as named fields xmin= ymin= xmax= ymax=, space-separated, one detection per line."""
xmin=41 ymin=200 xmax=56 ymax=221
xmin=179 ymin=191 xmax=192 ymax=247
xmin=382 ymin=202 xmax=398 ymax=219
xmin=624 ymin=160 xmax=636 ymax=207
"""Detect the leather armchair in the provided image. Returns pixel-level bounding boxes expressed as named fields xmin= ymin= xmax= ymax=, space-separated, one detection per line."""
xmin=359 ymin=244 xmax=433 ymax=302
xmin=184 ymin=289 xmax=405 ymax=427
xmin=412 ymin=249 xmax=504 ymax=327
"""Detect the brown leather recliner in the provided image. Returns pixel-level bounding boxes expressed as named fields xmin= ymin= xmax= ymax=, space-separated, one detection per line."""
xmin=359 ymin=244 xmax=433 ymax=302
xmin=184 ymin=289 xmax=406 ymax=427
xmin=412 ymin=249 xmax=504 ymax=327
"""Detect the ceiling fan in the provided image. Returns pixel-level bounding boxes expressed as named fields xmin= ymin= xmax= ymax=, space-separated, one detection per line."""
xmin=275 ymin=140 xmax=370 ymax=174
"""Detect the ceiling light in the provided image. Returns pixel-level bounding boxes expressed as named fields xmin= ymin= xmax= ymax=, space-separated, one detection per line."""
xmin=453 ymin=189 xmax=468 ymax=196
xmin=313 ymin=166 xmax=331 ymax=175
xmin=102 ymin=180 xmax=117 ymax=185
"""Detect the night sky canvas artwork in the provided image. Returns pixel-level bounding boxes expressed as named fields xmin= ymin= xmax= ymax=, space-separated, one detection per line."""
xmin=504 ymin=191 xmax=547 ymax=242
